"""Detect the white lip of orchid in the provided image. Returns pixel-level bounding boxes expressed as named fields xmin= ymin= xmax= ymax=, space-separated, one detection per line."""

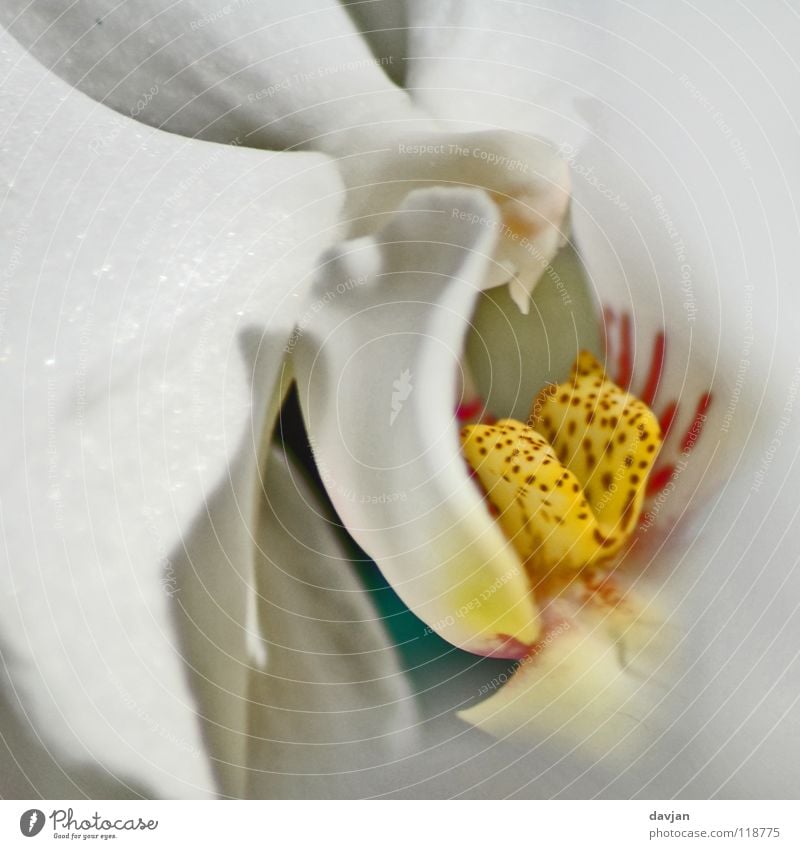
xmin=292 ymin=186 xmax=544 ymax=657
xmin=457 ymin=577 xmax=676 ymax=755
xmin=332 ymin=129 xmax=571 ymax=314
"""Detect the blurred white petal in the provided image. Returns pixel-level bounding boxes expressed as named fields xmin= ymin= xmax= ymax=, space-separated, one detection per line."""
xmin=0 ymin=27 xmax=343 ymax=797
xmin=1 ymin=3 xmax=577 ymax=309
xmin=1 ymin=0 xmax=421 ymax=150
xmin=402 ymin=0 xmax=597 ymax=144
xmin=245 ymin=444 xmax=420 ymax=799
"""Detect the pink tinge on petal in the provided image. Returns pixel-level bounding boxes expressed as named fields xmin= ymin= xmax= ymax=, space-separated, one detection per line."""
xmin=477 ymin=633 xmax=533 ymax=660
xmin=488 ymin=576 xmax=615 ymax=667
xmin=471 ymin=615 xmax=575 ymax=661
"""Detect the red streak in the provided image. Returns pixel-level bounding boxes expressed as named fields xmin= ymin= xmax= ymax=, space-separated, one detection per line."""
xmin=641 ymin=331 xmax=666 ymax=407
xmin=647 ymin=464 xmax=675 ymax=496
xmin=485 ymin=634 xmax=532 ymax=660
xmin=658 ymin=401 xmax=679 ymax=441
xmin=617 ymin=312 xmax=633 ymax=390
xmin=680 ymin=392 xmax=712 ymax=452
xmin=456 ymin=398 xmax=484 ymax=422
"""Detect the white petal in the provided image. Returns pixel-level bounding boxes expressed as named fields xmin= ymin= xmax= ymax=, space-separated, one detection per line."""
xmin=0 ymin=28 xmax=343 ymax=798
xmin=402 ymin=0 xmax=597 ymax=144
xmin=1 ymin=0 xmax=420 ymax=150
xmin=292 ymin=187 xmax=541 ymax=656
xmin=244 ymin=444 xmax=420 ymax=799
xmin=337 ymin=128 xmax=571 ymax=309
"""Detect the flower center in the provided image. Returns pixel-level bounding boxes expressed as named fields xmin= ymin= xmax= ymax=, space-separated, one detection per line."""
xmin=461 ymin=352 xmax=662 ymax=583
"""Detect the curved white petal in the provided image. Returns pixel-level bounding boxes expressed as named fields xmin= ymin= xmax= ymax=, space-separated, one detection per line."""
xmin=402 ymin=0 xmax=597 ymax=145
xmin=336 ymin=128 xmax=571 ymax=311
xmin=292 ymin=187 xmax=541 ymax=656
xmin=245 ymin=444 xmax=420 ymax=799
xmin=1 ymin=0 xmax=422 ymax=150
xmin=0 ymin=27 xmax=343 ymax=798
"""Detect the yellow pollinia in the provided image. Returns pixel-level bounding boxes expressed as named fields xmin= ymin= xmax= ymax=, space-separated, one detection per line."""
xmin=461 ymin=352 xmax=662 ymax=582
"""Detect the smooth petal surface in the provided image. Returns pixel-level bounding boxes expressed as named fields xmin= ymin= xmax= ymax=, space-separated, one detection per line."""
xmin=403 ymin=0 xmax=597 ymax=144
xmin=1 ymin=0 xmax=422 ymax=151
xmin=0 ymin=28 xmax=343 ymax=797
xmin=292 ymin=187 xmax=541 ymax=656
xmin=245 ymin=444 xmax=420 ymax=799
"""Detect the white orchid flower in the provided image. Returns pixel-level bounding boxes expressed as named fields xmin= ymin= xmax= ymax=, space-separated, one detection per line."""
xmin=2 ymin=1 xmax=800 ymax=799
